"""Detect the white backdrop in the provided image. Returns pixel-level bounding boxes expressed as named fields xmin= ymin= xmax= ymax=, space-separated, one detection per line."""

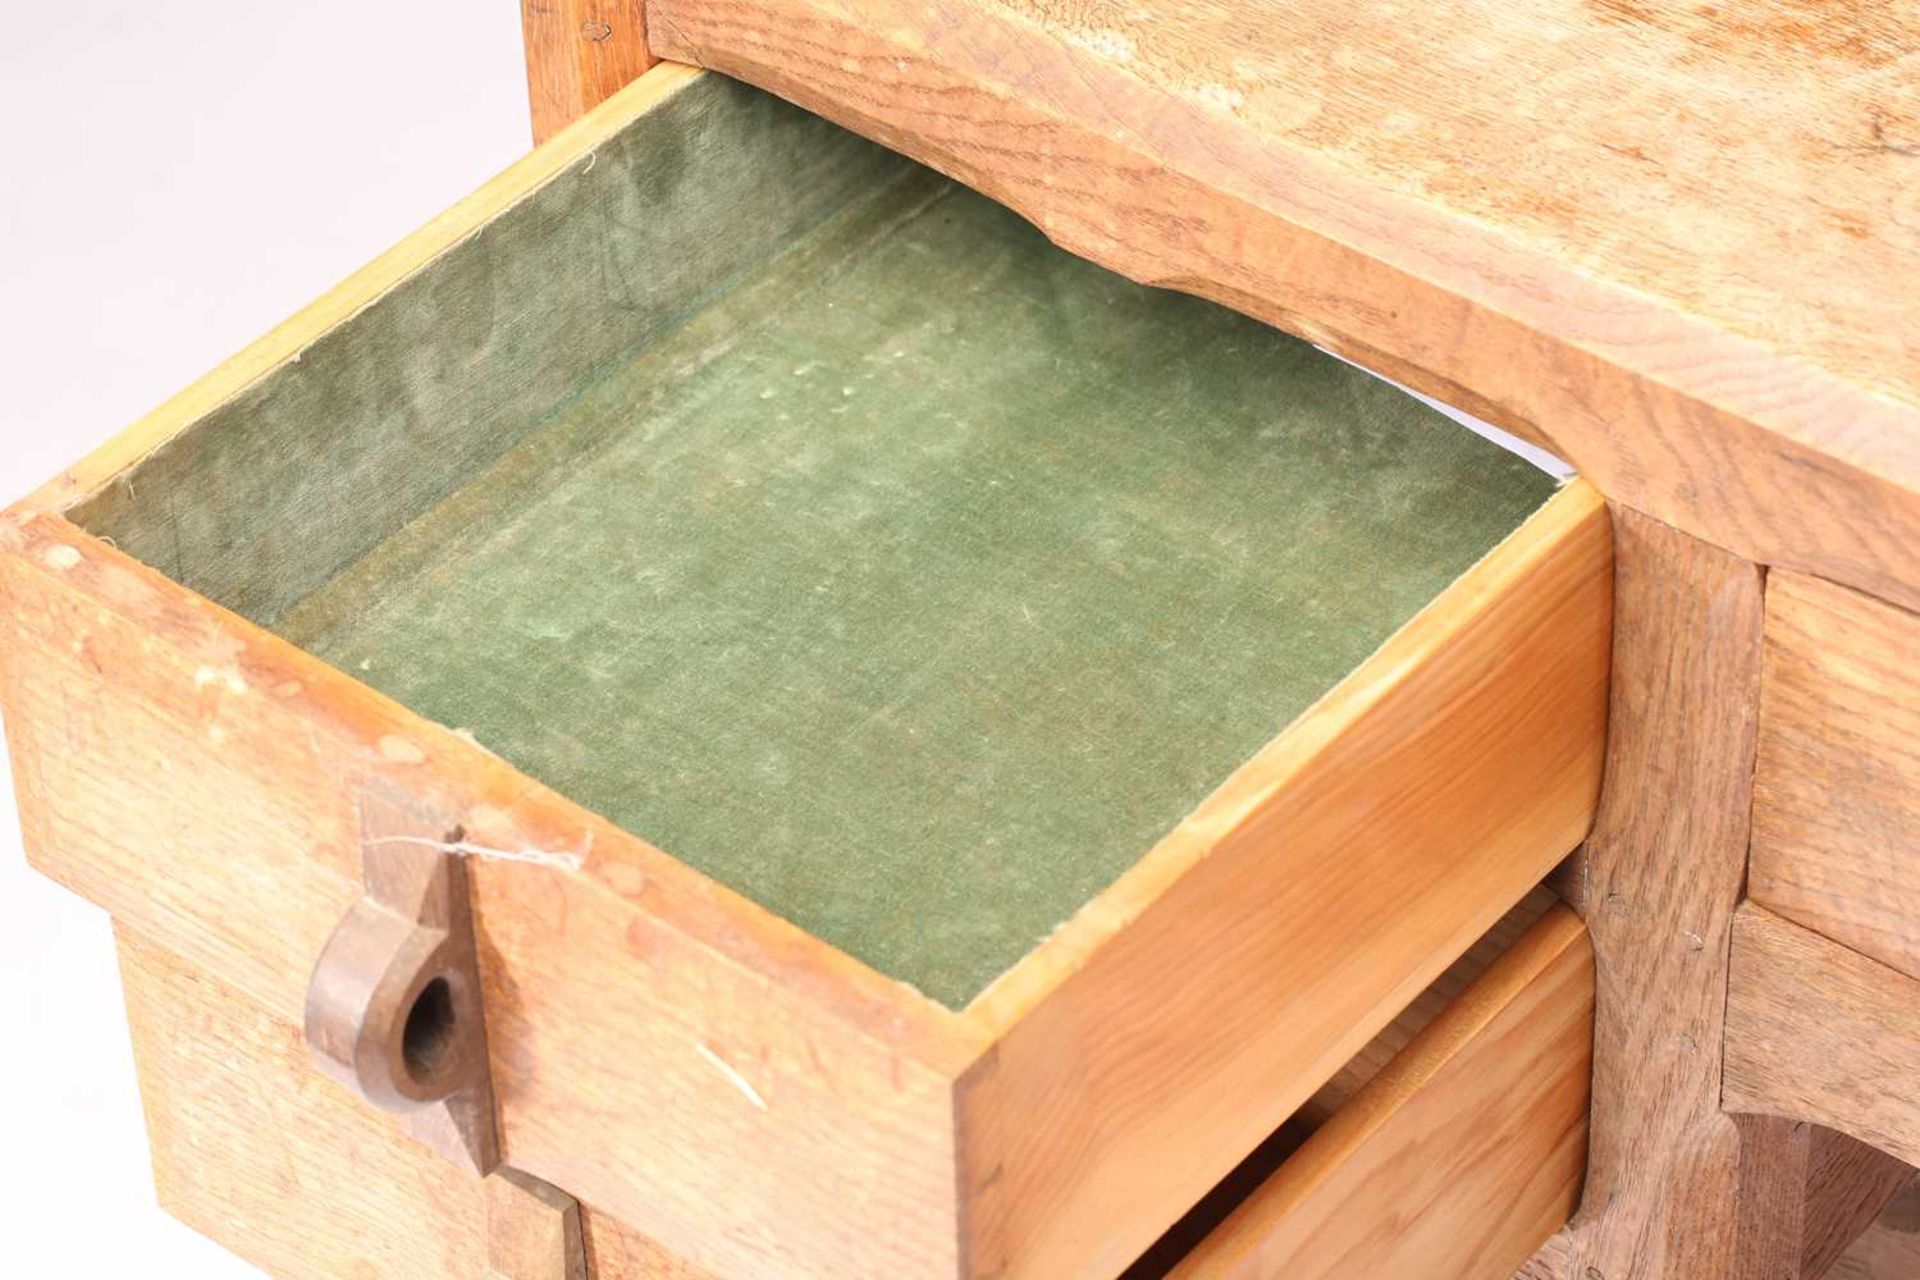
xmin=0 ymin=5 xmax=530 ymax=1273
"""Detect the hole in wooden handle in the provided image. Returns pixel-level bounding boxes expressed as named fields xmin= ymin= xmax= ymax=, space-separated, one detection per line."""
xmin=303 ymin=785 xmax=499 ymax=1172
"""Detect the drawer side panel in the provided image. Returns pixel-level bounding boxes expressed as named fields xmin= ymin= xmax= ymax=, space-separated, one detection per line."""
xmin=957 ymin=484 xmax=1612 ymax=1278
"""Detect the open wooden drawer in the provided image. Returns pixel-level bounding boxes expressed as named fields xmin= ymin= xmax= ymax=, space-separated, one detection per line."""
xmin=0 ymin=64 xmax=1610 ymax=1279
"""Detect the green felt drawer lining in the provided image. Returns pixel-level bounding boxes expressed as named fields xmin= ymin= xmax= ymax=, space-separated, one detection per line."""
xmin=74 ymin=74 xmax=1557 ymax=1008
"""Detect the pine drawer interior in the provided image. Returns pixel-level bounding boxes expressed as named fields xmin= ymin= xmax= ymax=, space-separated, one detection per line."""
xmin=66 ymin=72 xmax=1559 ymax=1008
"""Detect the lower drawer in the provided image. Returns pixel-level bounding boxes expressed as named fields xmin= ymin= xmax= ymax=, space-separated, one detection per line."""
xmin=115 ymin=892 xmax=1590 ymax=1279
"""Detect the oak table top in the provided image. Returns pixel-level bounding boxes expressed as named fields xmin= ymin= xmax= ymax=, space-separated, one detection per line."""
xmin=649 ymin=0 xmax=1920 ymax=604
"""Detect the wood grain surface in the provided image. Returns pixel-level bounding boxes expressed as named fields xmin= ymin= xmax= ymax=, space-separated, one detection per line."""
xmin=1128 ymin=889 xmax=1563 ymax=1276
xmin=1163 ymin=905 xmax=1592 ymax=1280
xmin=1732 ymin=1116 xmax=1916 ymax=1280
xmin=1799 ymin=1137 xmax=1918 ymax=1280
xmin=645 ymin=0 xmax=1920 ymax=610
xmin=487 ymin=1167 xmax=588 ymax=1280
xmin=1753 ymin=572 xmax=1920 ymax=981
xmin=956 ymin=482 xmax=1611 ymax=1278
xmin=0 ymin=504 xmax=978 ymax=1280
xmin=0 ymin=479 xmax=1608 ymax=1280
xmin=1726 ymin=904 xmax=1920 ymax=1171
xmin=117 ymin=922 xmax=712 ymax=1280
xmin=1546 ymin=506 xmax=1766 ymax=1280
xmin=522 ymin=0 xmax=654 ymax=143
xmin=1830 ymin=1188 xmax=1920 ymax=1280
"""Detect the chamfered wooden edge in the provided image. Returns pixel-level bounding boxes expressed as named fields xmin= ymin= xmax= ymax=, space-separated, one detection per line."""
xmin=1165 ymin=904 xmax=1593 ymax=1280
xmin=1751 ymin=570 xmax=1920 ymax=983
xmin=645 ymin=0 xmax=1920 ymax=612
xmin=522 ymin=0 xmax=655 ymax=145
xmin=1725 ymin=903 xmax=1920 ymax=1170
xmin=24 ymin=59 xmax=703 ymax=520
xmin=950 ymin=481 xmax=1612 ymax=1278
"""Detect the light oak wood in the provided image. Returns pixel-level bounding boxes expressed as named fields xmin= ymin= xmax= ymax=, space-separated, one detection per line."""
xmin=0 ymin=61 xmax=1612 ymax=1280
xmin=1733 ymin=1117 xmax=1917 ymax=1280
xmin=1831 ymin=1228 xmax=1920 ymax=1280
xmin=118 ymin=882 xmax=1586 ymax=1280
xmin=1753 ymin=572 xmax=1920 ymax=981
xmin=116 ymin=922 xmax=710 ymax=1280
xmin=522 ymin=0 xmax=653 ymax=143
xmin=1547 ymin=507 xmax=1765 ymax=1280
xmin=1830 ymin=1188 xmax=1920 ymax=1280
xmin=0 ymin=478 xmax=1609 ymax=1279
xmin=1298 ymin=888 xmax=1560 ymax=1123
xmin=1163 ymin=905 xmax=1592 ymax=1280
xmin=645 ymin=0 xmax=1920 ymax=611
xmin=1794 ymin=1127 xmax=1915 ymax=1280
xmin=955 ymin=482 xmax=1610 ymax=1278
xmin=1128 ymin=889 xmax=1562 ymax=1275
xmin=1726 ymin=905 xmax=1920 ymax=1171
xmin=1513 ymin=1233 xmax=1577 ymax=1280
xmin=1811 ymin=1161 xmax=1919 ymax=1280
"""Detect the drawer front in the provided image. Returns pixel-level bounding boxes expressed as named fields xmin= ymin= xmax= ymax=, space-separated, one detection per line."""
xmin=112 ymin=899 xmax=1589 ymax=1279
xmin=115 ymin=921 xmax=716 ymax=1280
xmin=1154 ymin=906 xmax=1592 ymax=1280
xmin=1752 ymin=571 xmax=1920 ymax=980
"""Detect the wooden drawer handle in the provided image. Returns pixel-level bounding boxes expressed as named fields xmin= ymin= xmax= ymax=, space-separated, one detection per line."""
xmin=304 ymin=785 xmax=592 ymax=1277
xmin=304 ymin=783 xmax=499 ymax=1172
